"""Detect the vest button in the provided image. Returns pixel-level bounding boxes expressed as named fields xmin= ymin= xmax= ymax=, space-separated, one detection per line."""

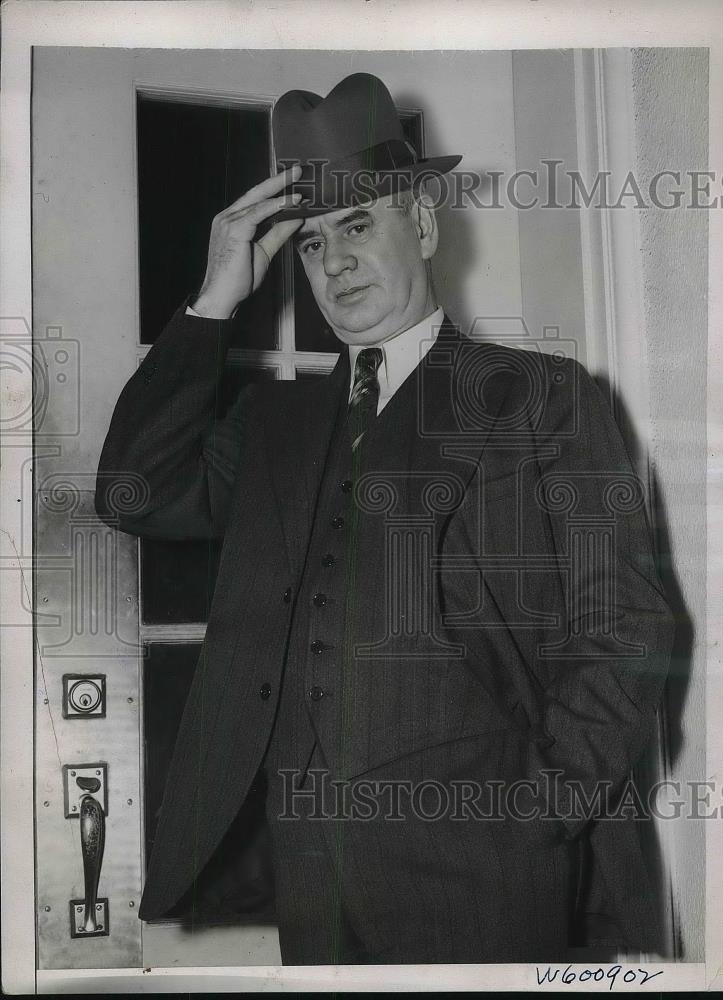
xmin=331 ymin=515 xmax=344 ymax=529
xmin=310 ymin=640 xmax=326 ymax=655
xmin=322 ymin=554 xmax=335 ymax=567
xmin=308 ymin=686 xmax=325 ymax=702
xmin=283 ymin=587 xmax=292 ymax=603
xmin=260 ymin=683 xmax=272 ymax=700
xmin=313 ymin=593 xmax=327 ymax=607
xmin=340 ymin=480 xmax=353 ymax=493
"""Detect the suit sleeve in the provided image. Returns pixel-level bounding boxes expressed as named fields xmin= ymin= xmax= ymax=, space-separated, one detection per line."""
xmin=520 ymin=358 xmax=675 ymax=839
xmin=94 ymin=299 xmax=256 ymax=540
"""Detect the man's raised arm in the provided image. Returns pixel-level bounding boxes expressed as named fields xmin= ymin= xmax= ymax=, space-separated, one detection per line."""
xmin=94 ymin=168 xmax=303 ymax=539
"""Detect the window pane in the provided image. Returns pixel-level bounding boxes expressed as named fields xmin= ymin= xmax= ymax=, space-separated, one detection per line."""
xmin=400 ymin=112 xmax=424 ymax=158
xmin=143 ymin=643 xmax=275 ymax=923
xmin=137 ymin=96 xmax=280 ymax=350
xmin=292 ymin=110 xmax=423 ymax=353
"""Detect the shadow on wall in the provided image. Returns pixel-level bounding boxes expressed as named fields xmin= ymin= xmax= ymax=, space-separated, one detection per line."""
xmin=644 ymin=467 xmax=694 ymax=960
xmin=595 ymin=373 xmax=693 ymax=960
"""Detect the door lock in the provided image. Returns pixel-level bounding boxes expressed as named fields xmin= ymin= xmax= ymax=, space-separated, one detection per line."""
xmin=62 ymin=674 xmax=106 ymax=718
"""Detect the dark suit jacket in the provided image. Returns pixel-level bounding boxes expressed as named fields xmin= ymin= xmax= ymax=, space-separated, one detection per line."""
xmin=95 ymin=301 xmax=675 ymax=959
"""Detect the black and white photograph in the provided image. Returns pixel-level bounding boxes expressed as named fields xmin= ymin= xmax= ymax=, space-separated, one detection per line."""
xmin=1 ymin=0 xmax=720 ymax=992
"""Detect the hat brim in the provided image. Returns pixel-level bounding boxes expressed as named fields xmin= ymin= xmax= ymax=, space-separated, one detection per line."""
xmin=268 ymin=154 xmax=463 ymax=223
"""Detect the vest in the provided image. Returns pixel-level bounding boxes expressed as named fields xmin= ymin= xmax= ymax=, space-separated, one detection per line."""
xmin=264 ymin=374 xmax=356 ymax=777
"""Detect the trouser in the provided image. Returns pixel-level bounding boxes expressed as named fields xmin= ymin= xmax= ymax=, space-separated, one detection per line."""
xmin=260 ymin=717 xmax=376 ymax=965
xmin=259 ymin=713 xmax=583 ymax=965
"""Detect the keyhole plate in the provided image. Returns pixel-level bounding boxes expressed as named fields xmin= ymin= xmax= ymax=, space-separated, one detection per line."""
xmin=62 ymin=674 xmax=106 ymax=718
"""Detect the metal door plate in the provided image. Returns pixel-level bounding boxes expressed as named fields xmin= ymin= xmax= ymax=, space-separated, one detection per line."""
xmin=69 ymin=898 xmax=110 ymax=938
xmin=62 ymin=762 xmax=108 ymax=818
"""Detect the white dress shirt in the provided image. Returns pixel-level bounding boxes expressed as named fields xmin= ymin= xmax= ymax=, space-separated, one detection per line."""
xmin=186 ymin=303 xmax=444 ymax=416
xmin=347 ymin=307 xmax=444 ymax=414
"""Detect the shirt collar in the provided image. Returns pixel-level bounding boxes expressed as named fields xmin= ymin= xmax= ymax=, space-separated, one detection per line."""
xmin=348 ymin=307 xmax=444 ymax=398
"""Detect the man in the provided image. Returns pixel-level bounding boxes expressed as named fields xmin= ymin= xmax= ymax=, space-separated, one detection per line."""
xmin=95 ymin=73 xmax=675 ymax=964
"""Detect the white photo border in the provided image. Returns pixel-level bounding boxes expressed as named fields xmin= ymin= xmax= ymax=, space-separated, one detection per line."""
xmin=1 ymin=0 xmax=721 ymax=992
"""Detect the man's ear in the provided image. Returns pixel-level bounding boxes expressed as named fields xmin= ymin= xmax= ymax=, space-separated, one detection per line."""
xmin=415 ymin=196 xmax=438 ymax=260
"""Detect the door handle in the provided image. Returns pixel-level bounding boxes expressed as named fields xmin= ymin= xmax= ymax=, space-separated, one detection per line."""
xmin=65 ymin=765 xmax=110 ymax=937
xmin=78 ymin=789 xmax=105 ymax=933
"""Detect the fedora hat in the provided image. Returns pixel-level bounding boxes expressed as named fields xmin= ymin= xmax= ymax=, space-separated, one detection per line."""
xmin=269 ymin=72 xmax=462 ymax=221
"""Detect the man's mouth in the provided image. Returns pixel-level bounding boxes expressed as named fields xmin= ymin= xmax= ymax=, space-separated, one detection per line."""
xmin=335 ymin=284 xmax=370 ymax=303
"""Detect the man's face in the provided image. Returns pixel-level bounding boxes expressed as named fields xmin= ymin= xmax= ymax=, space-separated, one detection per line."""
xmin=293 ymin=192 xmax=435 ymax=346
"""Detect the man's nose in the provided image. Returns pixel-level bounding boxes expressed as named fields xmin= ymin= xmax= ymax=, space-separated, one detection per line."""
xmin=323 ymin=241 xmax=357 ymax=277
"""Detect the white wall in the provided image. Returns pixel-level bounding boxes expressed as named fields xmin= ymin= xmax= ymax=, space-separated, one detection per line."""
xmin=630 ymin=47 xmax=708 ymax=962
xmin=512 ymin=50 xmax=587 ymax=363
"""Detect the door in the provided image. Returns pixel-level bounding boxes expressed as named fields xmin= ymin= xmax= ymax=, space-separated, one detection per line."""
xmin=31 ymin=46 xmax=453 ymax=973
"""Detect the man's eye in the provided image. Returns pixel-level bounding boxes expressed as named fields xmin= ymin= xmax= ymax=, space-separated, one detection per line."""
xmin=301 ymin=240 xmax=323 ymax=255
xmin=348 ymin=223 xmax=369 ymax=237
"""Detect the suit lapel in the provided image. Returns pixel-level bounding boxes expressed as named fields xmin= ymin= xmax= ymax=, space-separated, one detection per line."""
xmin=417 ymin=313 xmax=520 ymax=450
xmin=363 ymin=315 xmax=520 ymax=530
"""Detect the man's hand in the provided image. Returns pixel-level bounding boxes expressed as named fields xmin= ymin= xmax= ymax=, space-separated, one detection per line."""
xmin=191 ymin=165 xmax=304 ymax=319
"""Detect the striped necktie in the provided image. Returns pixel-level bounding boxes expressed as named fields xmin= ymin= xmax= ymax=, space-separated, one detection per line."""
xmin=348 ymin=347 xmax=383 ymax=452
